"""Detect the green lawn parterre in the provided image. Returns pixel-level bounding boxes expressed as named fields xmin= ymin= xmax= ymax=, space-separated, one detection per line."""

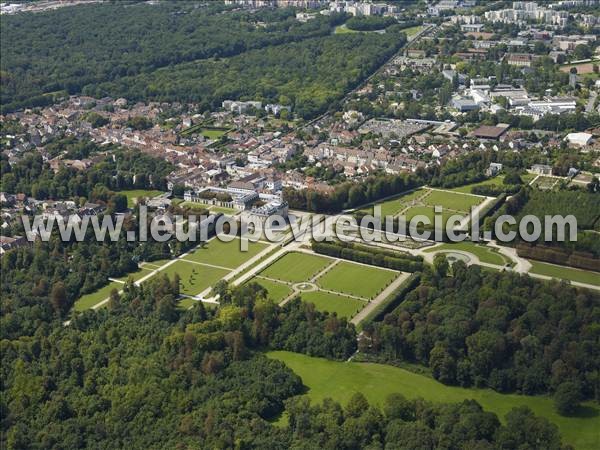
xmin=424 ymin=242 xmax=510 ymax=266
xmin=317 ymin=261 xmax=398 ymax=300
xmin=252 ymin=252 xmax=403 ymax=319
xmin=359 ymin=188 xmax=484 ymax=229
xmin=183 ymin=237 xmax=269 ymax=269
xmin=252 ymin=278 xmax=294 ymax=303
xmin=157 ymin=260 xmax=229 ymax=296
xmin=529 ymin=260 xmax=600 ymax=287
xmin=261 ymin=252 xmax=332 ymax=283
xmin=298 ymin=291 xmax=366 ymax=318
xmin=424 ymin=189 xmax=484 ymax=212
xmin=118 ymin=189 xmax=163 ymax=208
xmin=74 ymin=238 xmax=272 ymax=311
xmin=268 ymin=351 xmax=600 ymax=450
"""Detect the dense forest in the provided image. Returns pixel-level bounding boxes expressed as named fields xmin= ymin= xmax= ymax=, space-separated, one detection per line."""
xmin=491 ymin=187 xmax=600 ymax=264
xmin=0 ymin=3 xmax=348 ymax=112
xmin=0 ymin=144 xmax=173 ymax=198
xmin=93 ymin=32 xmax=405 ymax=119
xmin=361 ymin=261 xmax=600 ymax=403
xmin=1 ymin=272 xmax=571 ymax=449
xmin=0 ymin=3 xmax=408 ymax=118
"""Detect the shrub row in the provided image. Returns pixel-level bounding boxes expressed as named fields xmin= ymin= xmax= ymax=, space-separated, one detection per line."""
xmin=516 ymin=243 xmax=600 ymax=272
xmin=312 ymin=240 xmax=423 ymax=272
xmin=360 ymin=272 xmax=421 ymax=327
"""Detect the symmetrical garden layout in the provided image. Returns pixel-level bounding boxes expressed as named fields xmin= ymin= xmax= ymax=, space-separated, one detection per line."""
xmin=73 ymin=237 xmax=270 ymax=311
xmin=249 ymin=251 xmax=401 ymax=319
xmin=358 ymin=187 xmax=486 ymax=227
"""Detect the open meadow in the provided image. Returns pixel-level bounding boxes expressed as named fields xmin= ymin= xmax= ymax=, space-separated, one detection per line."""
xmin=268 ymin=351 xmax=600 ymax=450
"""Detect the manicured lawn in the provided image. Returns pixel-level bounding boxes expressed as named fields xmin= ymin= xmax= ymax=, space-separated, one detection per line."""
xmin=403 ymin=205 xmax=466 ymax=228
xmin=209 ymin=206 xmax=238 ymax=215
xmin=200 ymin=128 xmax=228 ymax=139
xmin=261 ymin=252 xmax=332 ymax=283
xmin=114 ymin=267 xmax=153 ymax=282
xmin=299 ymin=290 xmax=366 ymax=319
xmin=140 ymin=259 xmax=172 ymax=269
xmin=156 ymin=260 xmax=230 ymax=296
xmin=74 ymin=281 xmax=122 ymax=311
xmin=119 ymin=189 xmax=163 ymax=208
xmin=529 ymin=261 xmax=600 ymax=287
xmin=424 ymin=190 xmax=483 ymax=212
xmin=316 ymin=261 xmax=398 ymax=300
xmin=177 ymin=201 xmax=211 ymax=211
xmin=268 ymin=351 xmax=600 ymax=450
xmin=251 ymin=278 xmax=293 ymax=303
xmin=424 ymin=242 xmax=509 ymax=266
xmin=359 ymin=189 xmax=425 ymax=217
xmin=178 ymin=297 xmax=198 ymax=310
xmin=183 ymin=238 xmax=269 ymax=269
xmin=449 ymin=176 xmax=506 ymax=194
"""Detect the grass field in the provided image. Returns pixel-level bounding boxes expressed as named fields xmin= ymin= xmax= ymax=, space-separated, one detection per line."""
xmin=449 ymin=177 xmax=506 ymax=194
xmin=119 ymin=189 xmax=163 ymax=208
xmin=268 ymin=351 xmax=600 ymax=450
xmin=424 ymin=242 xmax=509 ymax=266
xmin=183 ymin=237 xmax=269 ymax=269
xmin=529 ymin=260 xmax=600 ymax=287
xmin=251 ymin=278 xmax=294 ymax=303
xmin=402 ymin=25 xmax=424 ymax=37
xmin=359 ymin=189 xmax=425 ymax=216
xmin=359 ymin=188 xmax=483 ymax=229
xmin=200 ymin=128 xmax=228 ymax=139
xmin=261 ymin=252 xmax=332 ymax=283
xmin=403 ymin=205 xmax=465 ymax=227
xmin=299 ymin=291 xmax=366 ymax=318
xmin=209 ymin=206 xmax=238 ymax=215
xmin=176 ymin=201 xmax=211 ymax=211
xmin=448 ymin=174 xmax=536 ymax=194
xmin=253 ymin=251 xmax=402 ymax=318
xmin=157 ymin=260 xmax=229 ymax=296
xmin=74 ymin=281 xmax=122 ymax=311
xmin=178 ymin=297 xmax=198 ymax=310
xmin=317 ymin=261 xmax=398 ymax=299
xmin=424 ymin=190 xmax=483 ymax=212
xmin=334 ymin=24 xmax=360 ymax=34
xmin=114 ymin=267 xmax=153 ymax=282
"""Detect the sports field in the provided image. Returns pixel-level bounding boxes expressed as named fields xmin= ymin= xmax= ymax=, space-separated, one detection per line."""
xmin=251 ymin=252 xmax=404 ymax=319
xmin=268 ymin=351 xmax=600 ymax=450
